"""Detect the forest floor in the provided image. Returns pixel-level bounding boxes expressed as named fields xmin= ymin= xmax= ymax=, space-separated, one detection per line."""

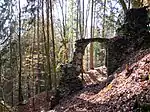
xmin=21 ymin=48 xmax=150 ymax=112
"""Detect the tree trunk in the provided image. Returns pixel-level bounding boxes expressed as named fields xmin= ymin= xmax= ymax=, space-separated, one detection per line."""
xmin=36 ymin=0 xmax=40 ymax=94
xmin=84 ymin=0 xmax=90 ymax=38
xmin=18 ymin=0 xmax=23 ymax=104
xmin=119 ymin=0 xmax=127 ymax=12
xmin=9 ymin=25 xmax=13 ymax=107
xmin=90 ymin=0 xmax=94 ymax=69
xmin=46 ymin=0 xmax=52 ymax=92
xmin=102 ymin=0 xmax=106 ymax=39
xmin=82 ymin=0 xmax=84 ymax=39
xmin=50 ymin=0 xmax=57 ymax=90
xmin=42 ymin=0 xmax=48 ymax=93
xmin=58 ymin=0 xmax=68 ymax=63
xmin=31 ymin=3 xmax=36 ymax=109
xmin=76 ymin=0 xmax=79 ymax=40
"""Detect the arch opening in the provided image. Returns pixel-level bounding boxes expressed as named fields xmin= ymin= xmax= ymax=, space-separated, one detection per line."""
xmin=81 ymin=42 xmax=107 ymax=84
xmin=72 ymin=38 xmax=109 ymax=84
xmin=83 ymin=42 xmax=106 ymax=71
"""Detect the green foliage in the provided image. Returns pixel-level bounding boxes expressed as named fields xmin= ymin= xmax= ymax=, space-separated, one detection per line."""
xmin=0 ymin=101 xmax=13 ymax=112
xmin=0 ymin=0 xmax=126 ymax=108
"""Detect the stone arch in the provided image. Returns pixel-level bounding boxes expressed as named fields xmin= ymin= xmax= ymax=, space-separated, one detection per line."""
xmin=55 ymin=38 xmax=109 ymax=100
xmin=71 ymin=38 xmax=109 ymax=76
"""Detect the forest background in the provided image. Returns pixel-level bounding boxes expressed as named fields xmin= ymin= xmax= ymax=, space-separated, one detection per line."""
xmin=0 ymin=0 xmax=149 ymax=109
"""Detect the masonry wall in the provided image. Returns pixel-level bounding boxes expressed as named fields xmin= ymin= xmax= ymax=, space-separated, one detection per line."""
xmin=107 ymin=6 xmax=150 ymax=75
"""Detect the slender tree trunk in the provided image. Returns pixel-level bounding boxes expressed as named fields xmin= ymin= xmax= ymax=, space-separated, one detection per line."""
xmin=102 ymin=0 xmax=106 ymax=39
xmin=101 ymin=0 xmax=107 ymax=66
xmin=85 ymin=0 xmax=90 ymax=70
xmin=50 ymin=0 xmax=57 ymax=90
xmin=42 ymin=0 xmax=47 ymax=93
xmin=119 ymin=0 xmax=127 ymax=12
xmin=71 ymin=0 xmax=74 ymax=59
xmin=58 ymin=0 xmax=68 ymax=63
xmin=59 ymin=0 xmax=66 ymax=43
xmin=82 ymin=0 xmax=84 ymax=38
xmin=90 ymin=0 xmax=94 ymax=69
xmin=64 ymin=0 xmax=68 ymax=63
xmin=46 ymin=0 xmax=52 ymax=93
xmin=86 ymin=48 xmax=89 ymax=71
xmin=18 ymin=0 xmax=23 ymax=104
xmin=27 ymin=76 xmax=31 ymax=98
xmin=79 ymin=0 xmax=82 ymax=39
xmin=76 ymin=0 xmax=79 ymax=40
xmin=128 ymin=0 xmax=131 ymax=9
xmin=31 ymin=4 xmax=36 ymax=109
xmin=9 ymin=27 xmax=13 ymax=107
xmin=84 ymin=0 xmax=90 ymax=38
xmin=93 ymin=3 xmax=96 ymax=67
xmin=36 ymin=0 xmax=40 ymax=94
xmin=27 ymin=46 xmax=31 ymax=98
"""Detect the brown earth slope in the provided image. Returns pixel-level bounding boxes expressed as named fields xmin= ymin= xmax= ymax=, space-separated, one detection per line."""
xmin=51 ymin=49 xmax=150 ymax=112
xmin=21 ymin=48 xmax=150 ymax=112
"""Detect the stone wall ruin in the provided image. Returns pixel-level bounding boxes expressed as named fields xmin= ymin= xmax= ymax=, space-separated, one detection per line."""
xmin=51 ymin=6 xmax=150 ymax=108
